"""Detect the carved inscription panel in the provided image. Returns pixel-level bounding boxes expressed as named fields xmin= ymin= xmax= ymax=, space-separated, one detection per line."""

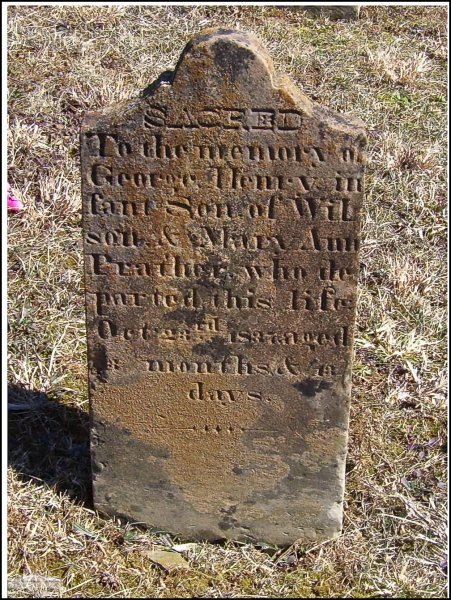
xmin=81 ymin=29 xmax=366 ymax=544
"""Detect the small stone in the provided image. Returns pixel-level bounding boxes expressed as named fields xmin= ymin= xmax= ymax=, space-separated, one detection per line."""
xmin=144 ymin=548 xmax=190 ymax=572
xmin=8 ymin=575 xmax=62 ymax=598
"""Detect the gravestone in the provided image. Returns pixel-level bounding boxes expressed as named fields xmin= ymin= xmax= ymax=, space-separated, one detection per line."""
xmin=81 ymin=28 xmax=366 ymax=544
xmin=301 ymin=5 xmax=361 ymax=20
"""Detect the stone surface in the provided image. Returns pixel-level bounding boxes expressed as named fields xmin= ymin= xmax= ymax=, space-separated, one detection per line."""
xmin=81 ymin=28 xmax=366 ymax=544
xmin=144 ymin=548 xmax=190 ymax=572
xmin=298 ymin=5 xmax=361 ymax=20
xmin=8 ymin=575 xmax=62 ymax=598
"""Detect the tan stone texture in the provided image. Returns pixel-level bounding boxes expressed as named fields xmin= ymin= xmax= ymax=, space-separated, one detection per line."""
xmin=81 ymin=28 xmax=366 ymax=544
xmin=299 ymin=6 xmax=361 ymax=20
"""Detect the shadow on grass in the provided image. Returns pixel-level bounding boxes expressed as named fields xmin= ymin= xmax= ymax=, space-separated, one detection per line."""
xmin=8 ymin=383 xmax=92 ymax=506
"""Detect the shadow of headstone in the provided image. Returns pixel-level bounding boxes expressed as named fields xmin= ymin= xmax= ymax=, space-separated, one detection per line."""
xmin=8 ymin=383 xmax=92 ymax=506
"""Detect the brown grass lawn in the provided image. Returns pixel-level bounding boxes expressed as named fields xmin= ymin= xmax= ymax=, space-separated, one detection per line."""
xmin=7 ymin=5 xmax=448 ymax=598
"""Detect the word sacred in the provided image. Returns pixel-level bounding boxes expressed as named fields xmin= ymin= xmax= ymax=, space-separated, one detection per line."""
xmin=144 ymin=105 xmax=303 ymax=132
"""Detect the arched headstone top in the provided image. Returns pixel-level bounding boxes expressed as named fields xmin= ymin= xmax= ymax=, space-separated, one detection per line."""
xmin=172 ymin=28 xmax=277 ymax=91
xmin=86 ymin=28 xmax=365 ymax=143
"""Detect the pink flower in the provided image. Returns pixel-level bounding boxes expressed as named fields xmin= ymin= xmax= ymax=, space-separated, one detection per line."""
xmin=7 ymin=183 xmax=23 ymax=213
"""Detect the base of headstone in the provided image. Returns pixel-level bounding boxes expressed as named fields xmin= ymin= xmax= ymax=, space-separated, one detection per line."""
xmin=289 ymin=5 xmax=361 ymax=20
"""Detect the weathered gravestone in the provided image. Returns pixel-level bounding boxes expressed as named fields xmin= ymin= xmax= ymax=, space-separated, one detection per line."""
xmin=81 ymin=28 xmax=366 ymax=544
xmin=301 ymin=5 xmax=361 ymax=20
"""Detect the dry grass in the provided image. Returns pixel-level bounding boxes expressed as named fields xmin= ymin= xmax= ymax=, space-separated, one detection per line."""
xmin=7 ymin=5 xmax=448 ymax=598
